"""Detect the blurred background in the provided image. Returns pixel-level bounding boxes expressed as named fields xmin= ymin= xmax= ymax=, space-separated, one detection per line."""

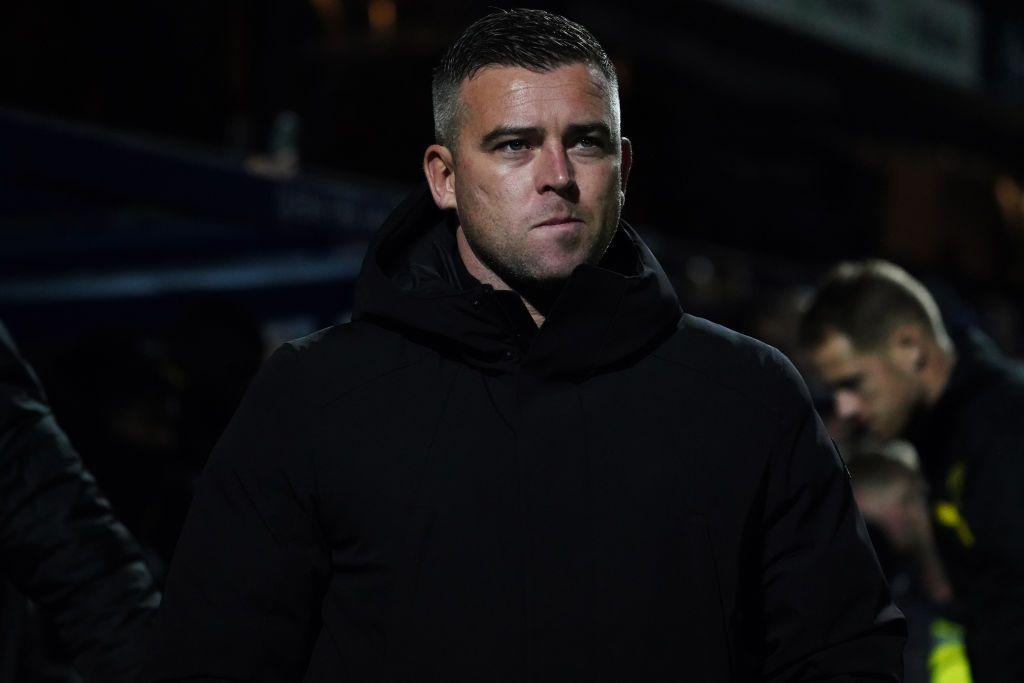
xmin=1 ymin=0 xmax=1023 ymax=583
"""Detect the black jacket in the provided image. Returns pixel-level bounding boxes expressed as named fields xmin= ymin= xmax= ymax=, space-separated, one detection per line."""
xmin=0 ymin=322 xmax=159 ymax=682
xmin=149 ymin=188 xmax=904 ymax=682
xmin=907 ymin=329 xmax=1024 ymax=682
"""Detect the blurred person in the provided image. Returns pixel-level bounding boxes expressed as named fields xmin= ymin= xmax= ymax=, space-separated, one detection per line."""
xmin=860 ymin=444 xmax=956 ymax=597
xmin=0 ymin=321 xmax=160 ymax=682
xmin=148 ymin=9 xmax=903 ymax=681
xmin=849 ymin=447 xmax=969 ymax=683
xmin=800 ymin=259 xmax=1024 ymax=681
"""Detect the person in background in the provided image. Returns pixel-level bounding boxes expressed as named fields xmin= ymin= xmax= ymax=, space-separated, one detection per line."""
xmin=148 ymin=9 xmax=903 ymax=681
xmin=800 ymin=259 xmax=1024 ymax=682
xmin=848 ymin=445 xmax=969 ymax=683
xmin=0 ymin=321 xmax=159 ymax=682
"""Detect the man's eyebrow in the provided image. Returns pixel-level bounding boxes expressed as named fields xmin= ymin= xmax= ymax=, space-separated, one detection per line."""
xmin=480 ymin=126 xmax=543 ymax=146
xmin=565 ymin=122 xmax=612 ymax=138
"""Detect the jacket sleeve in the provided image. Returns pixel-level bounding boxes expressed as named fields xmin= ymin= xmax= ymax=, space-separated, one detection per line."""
xmin=146 ymin=342 xmax=330 ymax=682
xmin=759 ymin=353 xmax=906 ymax=682
xmin=0 ymin=323 xmax=159 ymax=682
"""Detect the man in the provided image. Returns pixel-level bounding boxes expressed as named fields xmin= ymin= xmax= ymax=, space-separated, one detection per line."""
xmin=800 ymin=259 xmax=1024 ymax=681
xmin=149 ymin=9 xmax=903 ymax=681
xmin=0 ymin=321 xmax=159 ymax=681
xmin=849 ymin=447 xmax=939 ymax=577
xmin=847 ymin=448 xmax=965 ymax=683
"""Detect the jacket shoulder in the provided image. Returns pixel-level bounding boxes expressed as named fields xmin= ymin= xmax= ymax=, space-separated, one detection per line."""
xmin=976 ymin=359 xmax=1024 ymax=420
xmin=652 ymin=314 xmax=811 ymax=416
xmin=202 ymin=320 xmax=427 ymax=475
xmin=272 ymin=320 xmax=427 ymax=409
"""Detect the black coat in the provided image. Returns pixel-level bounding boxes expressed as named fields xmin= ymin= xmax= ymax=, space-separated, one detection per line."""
xmin=149 ymin=188 xmax=905 ymax=682
xmin=907 ymin=329 xmax=1024 ymax=682
xmin=0 ymin=322 xmax=159 ymax=682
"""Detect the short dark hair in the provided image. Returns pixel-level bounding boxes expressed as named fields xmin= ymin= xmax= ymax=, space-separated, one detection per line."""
xmin=431 ymin=8 xmax=619 ymax=147
xmin=798 ymin=259 xmax=950 ymax=352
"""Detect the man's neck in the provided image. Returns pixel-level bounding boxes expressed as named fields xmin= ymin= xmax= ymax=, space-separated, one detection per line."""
xmin=455 ymin=228 xmax=548 ymax=327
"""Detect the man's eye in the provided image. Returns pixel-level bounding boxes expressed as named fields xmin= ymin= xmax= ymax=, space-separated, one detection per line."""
xmin=574 ymin=136 xmax=607 ymax=152
xmin=498 ymin=140 xmax=529 ymax=152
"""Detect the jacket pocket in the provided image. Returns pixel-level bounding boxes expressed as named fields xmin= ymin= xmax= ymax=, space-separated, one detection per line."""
xmin=647 ymin=516 xmax=737 ymax=679
xmin=680 ymin=514 xmax=734 ymax=681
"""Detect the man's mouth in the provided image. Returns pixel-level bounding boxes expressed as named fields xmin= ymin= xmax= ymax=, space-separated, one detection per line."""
xmin=533 ymin=217 xmax=583 ymax=229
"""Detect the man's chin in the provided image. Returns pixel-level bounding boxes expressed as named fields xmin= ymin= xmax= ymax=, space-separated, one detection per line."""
xmin=512 ymin=270 xmax=572 ymax=296
xmin=486 ymin=250 xmax=592 ymax=304
xmin=519 ymin=256 xmax=589 ymax=285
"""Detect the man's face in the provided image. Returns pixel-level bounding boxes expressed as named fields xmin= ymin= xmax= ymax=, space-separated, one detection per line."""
xmin=855 ymin=477 xmax=932 ymax=555
xmin=427 ymin=63 xmax=629 ymax=290
xmin=811 ymin=332 xmax=925 ymax=440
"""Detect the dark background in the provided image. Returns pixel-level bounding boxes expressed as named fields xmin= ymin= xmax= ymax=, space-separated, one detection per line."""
xmin=1 ymin=0 xmax=1023 ymax=574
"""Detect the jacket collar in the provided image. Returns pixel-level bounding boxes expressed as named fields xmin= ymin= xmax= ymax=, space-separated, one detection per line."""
xmin=905 ymin=327 xmax=1010 ymax=476
xmin=353 ymin=185 xmax=682 ymax=379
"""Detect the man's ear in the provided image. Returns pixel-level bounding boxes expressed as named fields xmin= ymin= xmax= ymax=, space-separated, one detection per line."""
xmin=889 ymin=323 xmax=926 ymax=372
xmin=620 ymin=137 xmax=633 ymax=195
xmin=423 ymin=144 xmax=457 ymax=211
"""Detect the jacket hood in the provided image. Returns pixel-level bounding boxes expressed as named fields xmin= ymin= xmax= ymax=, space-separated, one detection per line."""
xmin=352 ymin=185 xmax=682 ymax=379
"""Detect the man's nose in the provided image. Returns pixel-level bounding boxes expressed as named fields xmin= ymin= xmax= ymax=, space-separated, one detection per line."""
xmin=535 ymin=144 xmax=575 ymax=194
xmin=834 ymin=391 xmax=863 ymax=421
